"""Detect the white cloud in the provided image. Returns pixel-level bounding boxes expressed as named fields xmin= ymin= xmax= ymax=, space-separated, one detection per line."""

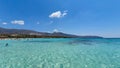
xmin=2 ymin=22 xmax=7 ymax=25
xmin=62 ymin=12 xmax=67 ymax=17
xmin=53 ymin=29 xmax=59 ymax=32
xmin=62 ymin=10 xmax=68 ymax=17
xmin=49 ymin=11 xmax=61 ymax=18
xmin=11 ymin=20 xmax=24 ymax=25
xmin=49 ymin=10 xmax=68 ymax=18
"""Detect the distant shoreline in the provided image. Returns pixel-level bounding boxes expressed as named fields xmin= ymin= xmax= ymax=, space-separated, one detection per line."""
xmin=0 ymin=36 xmax=120 ymax=39
xmin=0 ymin=35 xmax=104 ymax=39
xmin=0 ymin=37 xmax=69 ymax=39
xmin=0 ymin=27 xmax=103 ymax=39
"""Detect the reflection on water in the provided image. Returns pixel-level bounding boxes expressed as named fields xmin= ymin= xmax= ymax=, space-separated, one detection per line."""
xmin=68 ymin=38 xmax=120 ymax=46
xmin=68 ymin=39 xmax=93 ymax=45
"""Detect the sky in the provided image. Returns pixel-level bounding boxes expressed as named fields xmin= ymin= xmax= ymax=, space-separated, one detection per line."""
xmin=0 ymin=0 xmax=120 ymax=37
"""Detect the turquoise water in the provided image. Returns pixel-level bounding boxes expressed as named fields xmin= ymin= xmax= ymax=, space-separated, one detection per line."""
xmin=0 ymin=38 xmax=120 ymax=68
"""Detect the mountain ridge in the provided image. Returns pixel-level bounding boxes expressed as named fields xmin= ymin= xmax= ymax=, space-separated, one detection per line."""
xmin=0 ymin=27 xmax=103 ymax=38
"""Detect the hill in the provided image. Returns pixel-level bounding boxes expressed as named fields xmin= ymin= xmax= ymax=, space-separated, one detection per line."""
xmin=0 ymin=27 xmax=103 ymax=38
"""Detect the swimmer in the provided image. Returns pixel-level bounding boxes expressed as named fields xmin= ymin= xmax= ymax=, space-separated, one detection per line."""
xmin=5 ymin=43 xmax=8 ymax=47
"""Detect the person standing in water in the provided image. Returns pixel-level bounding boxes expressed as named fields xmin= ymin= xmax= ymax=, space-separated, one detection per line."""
xmin=5 ymin=43 xmax=8 ymax=47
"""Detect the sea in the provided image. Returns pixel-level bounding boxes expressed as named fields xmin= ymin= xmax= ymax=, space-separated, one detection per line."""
xmin=0 ymin=38 xmax=120 ymax=68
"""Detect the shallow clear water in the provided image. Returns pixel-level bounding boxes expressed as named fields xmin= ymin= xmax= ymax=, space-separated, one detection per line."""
xmin=0 ymin=38 xmax=120 ymax=68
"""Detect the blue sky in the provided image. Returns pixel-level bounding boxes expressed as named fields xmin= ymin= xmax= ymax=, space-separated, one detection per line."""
xmin=0 ymin=0 xmax=120 ymax=37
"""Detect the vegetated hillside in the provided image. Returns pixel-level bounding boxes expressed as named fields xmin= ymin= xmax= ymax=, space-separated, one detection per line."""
xmin=0 ymin=27 xmax=103 ymax=38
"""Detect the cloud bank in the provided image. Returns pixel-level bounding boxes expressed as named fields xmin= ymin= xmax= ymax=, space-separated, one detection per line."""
xmin=2 ymin=22 xmax=7 ymax=25
xmin=49 ymin=10 xmax=68 ymax=18
xmin=11 ymin=20 xmax=24 ymax=25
